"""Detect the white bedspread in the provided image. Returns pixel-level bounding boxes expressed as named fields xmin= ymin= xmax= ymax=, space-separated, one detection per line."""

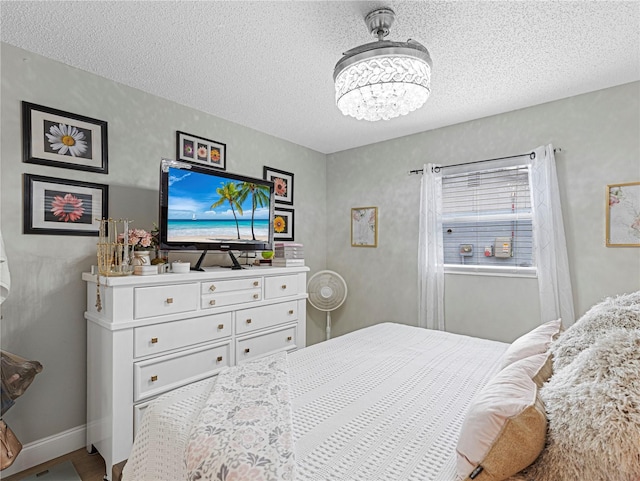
xmin=123 ymin=323 xmax=507 ymax=481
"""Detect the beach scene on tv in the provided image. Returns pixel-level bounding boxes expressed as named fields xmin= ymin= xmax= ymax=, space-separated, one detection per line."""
xmin=166 ymin=167 xmax=270 ymax=243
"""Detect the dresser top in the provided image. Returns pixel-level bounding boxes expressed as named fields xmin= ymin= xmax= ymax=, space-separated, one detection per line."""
xmin=82 ymin=265 xmax=309 ymax=287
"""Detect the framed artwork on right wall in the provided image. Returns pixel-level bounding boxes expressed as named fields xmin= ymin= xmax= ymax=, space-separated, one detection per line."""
xmin=606 ymin=181 xmax=640 ymax=247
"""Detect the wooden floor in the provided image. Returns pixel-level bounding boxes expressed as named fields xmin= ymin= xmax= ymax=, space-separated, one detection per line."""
xmin=3 ymin=448 xmax=106 ymax=481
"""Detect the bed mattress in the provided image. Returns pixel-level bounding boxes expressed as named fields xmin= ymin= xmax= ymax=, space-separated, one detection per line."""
xmin=124 ymin=322 xmax=508 ymax=481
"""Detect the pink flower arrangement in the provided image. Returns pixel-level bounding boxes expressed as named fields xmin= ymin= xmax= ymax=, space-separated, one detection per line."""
xmin=118 ymin=228 xmax=156 ymax=250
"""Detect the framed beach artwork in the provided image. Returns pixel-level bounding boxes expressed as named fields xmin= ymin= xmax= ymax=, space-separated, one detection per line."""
xmin=22 ymin=101 xmax=108 ymax=173
xmin=273 ymin=207 xmax=294 ymax=241
xmin=263 ymin=166 xmax=294 ymax=205
xmin=23 ymin=174 xmax=108 ymax=236
xmin=351 ymin=207 xmax=377 ymax=247
xmin=176 ymin=131 xmax=226 ymax=170
xmin=606 ymin=181 xmax=640 ymax=247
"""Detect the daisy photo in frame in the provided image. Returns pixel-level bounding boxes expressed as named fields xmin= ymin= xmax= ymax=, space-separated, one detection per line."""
xmin=176 ymin=131 xmax=226 ymax=170
xmin=263 ymin=166 xmax=294 ymax=205
xmin=22 ymin=101 xmax=108 ymax=173
xmin=23 ymin=174 xmax=108 ymax=236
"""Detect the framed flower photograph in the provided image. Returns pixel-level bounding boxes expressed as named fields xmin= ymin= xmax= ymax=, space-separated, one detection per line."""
xmin=24 ymin=174 xmax=108 ymax=236
xmin=607 ymin=181 xmax=640 ymax=247
xmin=273 ymin=207 xmax=295 ymax=241
xmin=263 ymin=166 xmax=294 ymax=205
xmin=176 ymin=131 xmax=226 ymax=170
xmin=22 ymin=101 xmax=108 ymax=173
xmin=351 ymin=206 xmax=378 ymax=247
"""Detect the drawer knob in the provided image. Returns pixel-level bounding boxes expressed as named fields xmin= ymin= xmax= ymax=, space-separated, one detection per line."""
xmin=281 ymin=284 xmax=287 ymax=289
xmin=287 ymin=336 xmax=292 ymax=341
xmin=244 ymin=348 xmax=250 ymax=353
xmin=288 ymin=309 xmax=294 ymax=315
xmin=166 ymin=298 xmax=174 ymax=304
xmin=217 ymin=356 xmax=223 ymax=362
xmin=209 ymin=285 xmax=216 ymax=292
xmin=253 ymin=281 xmax=259 ymax=287
xmin=210 ymin=300 xmax=216 ymax=306
xmin=217 ymin=323 xmax=224 ymax=330
xmin=253 ymin=294 xmax=259 ymax=299
xmin=151 ymin=337 xmax=158 ymax=344
xmin=150 ymin=375 xmax=158 ymax=382
xmin=246 ymin=319 xmax=252 ymax=324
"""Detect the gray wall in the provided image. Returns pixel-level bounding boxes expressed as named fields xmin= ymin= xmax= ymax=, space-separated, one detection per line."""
xmin=0 ymin=43 xmax=327 ymax=444
xmin=326 ymin=82 xmax=640 ymax=343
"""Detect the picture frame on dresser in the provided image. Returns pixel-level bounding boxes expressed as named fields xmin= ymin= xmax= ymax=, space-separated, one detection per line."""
xmin=23 ymin=174 xmax=108 ymax=236
xmin=22 ymin=101 xmax=109 ymax=174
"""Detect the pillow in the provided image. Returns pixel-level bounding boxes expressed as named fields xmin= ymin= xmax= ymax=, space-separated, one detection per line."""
xmin=499 ymin=319 xmax=562 ymax=369
xmin=456 ymin=352 xmax=550 ymax=481
xmin=518 ymin=327 xmax=640 ymax=481
xmin=551 ymin=300 xmax=640 ymax=372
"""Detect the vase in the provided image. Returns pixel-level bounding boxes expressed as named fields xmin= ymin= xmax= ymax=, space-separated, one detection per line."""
xmin=132 ymin=250 xmax=151 ymax=266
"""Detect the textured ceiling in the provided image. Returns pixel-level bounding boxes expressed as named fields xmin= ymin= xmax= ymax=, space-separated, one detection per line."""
xmin=1 ymin=1 xmax=639 ymax=154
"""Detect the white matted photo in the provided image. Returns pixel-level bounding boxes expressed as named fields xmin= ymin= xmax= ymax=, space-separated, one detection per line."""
xmin=351 ymin=206 xmax=377 ymax=247
xmin=24 ymin=174 xmax=108 ymax=236
xmin=607 ymin=181 xmax=640 ymax=247
xmin=22 ymin=101 xmax=108 ymax=173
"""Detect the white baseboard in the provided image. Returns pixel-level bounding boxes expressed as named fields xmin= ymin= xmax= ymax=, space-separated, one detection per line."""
xmin=1 ymin=424 xmax=87 ymax=478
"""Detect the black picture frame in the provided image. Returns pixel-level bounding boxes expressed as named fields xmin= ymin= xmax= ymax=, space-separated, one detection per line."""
xmin=263 ymin=166 xmax=294 ymax=205
xmin=22 ymin=101 xmax=108 ymax=174
xmin=176 ymin=131 xmax=226 ymax=170
xmin=273 ymin=207 xmax=295 ymax=241
xmin=24 ymin=174 xmax=108 ymax=236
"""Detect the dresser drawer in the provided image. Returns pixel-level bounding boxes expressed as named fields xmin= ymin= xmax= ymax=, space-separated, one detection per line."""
xmin=235 ymin=301 xmax=298 ymax=335
xmin=134 ymin=283 xmax=199 ymax=319
xmin=236 ymin=325 xmax=297 ymax=363
xmin=264 ymin=274 xmax=299 ymax=300
xmin=201 ymin=277 xmax=261 ymax=294
xmin=201 ymin=288 xmax=261 ymax=309
xmin=133 ymin=313 xmax=232 ymax=358
xmin=134 ymin=342 xmax=230 ymax=401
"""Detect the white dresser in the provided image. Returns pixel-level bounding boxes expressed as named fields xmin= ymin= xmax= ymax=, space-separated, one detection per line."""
xmin=83 ymin=266 xmax=308 ymax=479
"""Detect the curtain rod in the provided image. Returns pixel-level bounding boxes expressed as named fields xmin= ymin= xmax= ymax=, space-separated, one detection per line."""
xmin=408 ymin=148 xmax=562 ymax=175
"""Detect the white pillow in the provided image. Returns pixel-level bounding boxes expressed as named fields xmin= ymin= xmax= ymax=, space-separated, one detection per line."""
xmin=499 ymin=319 xmax=562 ymax=369
xmin=456 ymin=352 xmax=549 ymax=481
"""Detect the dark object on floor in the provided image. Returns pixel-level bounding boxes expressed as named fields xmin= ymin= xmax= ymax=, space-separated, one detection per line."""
xmin=20 ymin=460 xmax=81 ymax=481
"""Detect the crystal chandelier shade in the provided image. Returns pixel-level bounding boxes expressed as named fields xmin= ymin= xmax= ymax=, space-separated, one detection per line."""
xmin=334 ymin=8 xmax=432 ymax=121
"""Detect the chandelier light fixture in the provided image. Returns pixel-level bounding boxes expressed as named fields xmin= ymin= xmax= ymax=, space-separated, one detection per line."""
xmin=333 ymin=8 xmax=432 ymax=121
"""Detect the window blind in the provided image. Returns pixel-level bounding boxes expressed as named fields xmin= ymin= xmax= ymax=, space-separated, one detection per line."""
xmin=441 ymin=165 xmax=534 ymax=274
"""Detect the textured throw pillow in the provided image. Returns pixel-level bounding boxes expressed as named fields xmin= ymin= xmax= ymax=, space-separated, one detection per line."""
xmin=551 ymin=299 xmax=640 ymax=372
xmin=517 ymin=328 xmax=640 ymax=481
xmin=499 ymin=319 xmax=562 ymax=369
xmin=456 ymin=352 xmax=550 ymax=481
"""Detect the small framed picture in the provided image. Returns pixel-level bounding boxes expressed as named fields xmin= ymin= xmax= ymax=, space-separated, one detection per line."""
xmin=351 ymin=207 xmax=378 ymax=247
xmin=273 ymin=207 xmax=295 ymax=241
xmin=606 ymin=181 xmax=640 ymax=247
xmin=24 ymin=174 xmax=108 ymax=236
xmin=22 ymin=102 xmax=108 ymax=174
xmin=263 ymin=166 xmax=294 ymax=205
xmin=176 ymin=131 xmax=226 ymax=170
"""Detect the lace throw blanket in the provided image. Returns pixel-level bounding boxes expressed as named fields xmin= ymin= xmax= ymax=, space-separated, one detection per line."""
xmin=185 ymin=352 xmax=296 ymax=481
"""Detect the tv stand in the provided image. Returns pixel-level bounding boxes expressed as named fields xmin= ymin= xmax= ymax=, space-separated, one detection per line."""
xmin=226 ymin=251 xmax=243 ymax=270
xmin=192 ymin=250 xmax=244 ymax=271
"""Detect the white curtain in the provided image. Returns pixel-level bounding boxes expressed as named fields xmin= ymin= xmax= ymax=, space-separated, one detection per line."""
xmin=418 ymin=164 xmax=445 ymax=330
xmin=530 ymin=145 xmax=575 ymax=326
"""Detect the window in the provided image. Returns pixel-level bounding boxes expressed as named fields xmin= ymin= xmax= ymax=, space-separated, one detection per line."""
xmin=441 ymin=164 xmax=535 ymax=276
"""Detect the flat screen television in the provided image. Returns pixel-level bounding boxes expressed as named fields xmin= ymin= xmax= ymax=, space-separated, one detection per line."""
xmin=159 ymin=159 xmax=274 ymax=270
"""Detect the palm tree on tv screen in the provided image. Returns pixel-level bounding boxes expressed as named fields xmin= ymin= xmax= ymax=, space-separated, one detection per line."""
xmin=237 ymin=182 xmax=270 ymax=240
xmin=211 ymin=182 xmax=243 ymax=239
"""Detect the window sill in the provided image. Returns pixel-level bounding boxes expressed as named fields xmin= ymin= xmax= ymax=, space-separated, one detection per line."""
xmin=444 ymin=265 xmax=537 ymax=278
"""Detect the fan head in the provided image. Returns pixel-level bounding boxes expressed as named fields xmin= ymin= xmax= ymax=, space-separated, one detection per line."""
xmin=307 ymin=270 xmax=348 ymax=311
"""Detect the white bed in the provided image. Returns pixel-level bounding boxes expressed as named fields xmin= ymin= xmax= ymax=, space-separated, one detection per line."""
xmin=123 ymin=322 xmax=508 ymax=481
